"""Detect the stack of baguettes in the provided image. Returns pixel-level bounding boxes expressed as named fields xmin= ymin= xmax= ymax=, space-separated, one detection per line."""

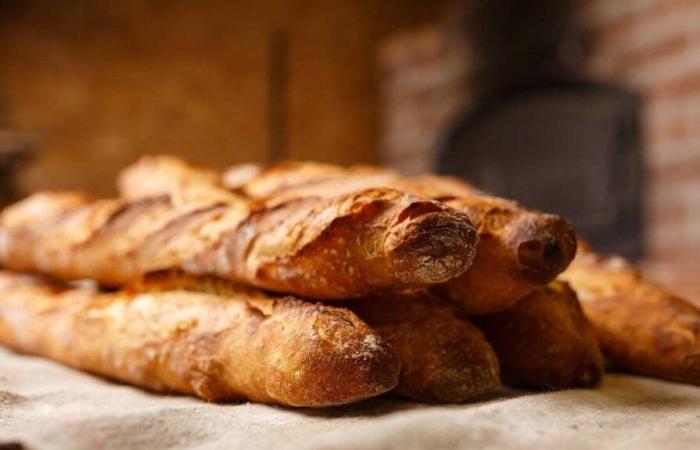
xmin=0 ymin=155 xmax=699 ymax=407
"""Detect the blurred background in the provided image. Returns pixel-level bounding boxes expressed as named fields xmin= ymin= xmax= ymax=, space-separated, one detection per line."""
xmin=0 ymin=0 xmax=698 ymax=292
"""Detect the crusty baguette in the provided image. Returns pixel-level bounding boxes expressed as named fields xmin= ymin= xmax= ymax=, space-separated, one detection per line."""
xmin=472 ymin=281 xmax=603 ymax=390
xmin=0 ymin=184 xmax=477 ymax=298
xmin=436 ymin=196 xmax=576 ymax=314
xmin=346 ymin=292 xmax=500 ymax=402
xmin=133 ymin=271 xmax=500 ymax=403
xmin=221 ymin=160 xmax=577 ymax=314
xmin=121 ymin=157 xmax=501 ymax=401
xmin=0 ymin=271 xmax=400 ymax=406
xmin=560 ymin=251 xmax=700 ymax=385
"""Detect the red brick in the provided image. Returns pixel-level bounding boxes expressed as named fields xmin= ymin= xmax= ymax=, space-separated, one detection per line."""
xmin=584 ymin=0 xmax=698 ymax=45
xmin=615 ymin=34 xmax=688 ymax=69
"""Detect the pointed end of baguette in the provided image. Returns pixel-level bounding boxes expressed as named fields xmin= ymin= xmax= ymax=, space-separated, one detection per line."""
xmin=514 ymin=214 xmax=577 ymax=284
xmin=270 ymin=304 xmax=401 ymax=407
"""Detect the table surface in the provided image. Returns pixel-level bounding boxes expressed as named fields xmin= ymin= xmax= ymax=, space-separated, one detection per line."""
xmin=2 ymin=347 xmax=700 ymax=450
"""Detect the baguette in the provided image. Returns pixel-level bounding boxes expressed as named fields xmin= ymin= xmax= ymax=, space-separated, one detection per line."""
xmin=472 ymin=281 xmax=603 ymax=390
xmin=437 ymin=196 xmax=576 ymax=314
xmin=121 ymin=157 xmax=501 ymax=401
xmin=560 ymin=251 xmax=700 ymax=385
xmin=0 ymin=186 xmax=477 ymax=298
xmin=0 ymin=271 xmax=400 ymax=406
xmin=221 ymin=160 xmax=577 ymax=314
xmin=132 ymin=271 xmax=500 ymax=403
xmin=346 ymin=292 xmax=500 ymax=402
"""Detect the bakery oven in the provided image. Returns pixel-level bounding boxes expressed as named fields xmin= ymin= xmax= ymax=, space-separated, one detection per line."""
xmin=436 ymin=0 xmax=644 ymax=260
xmin=439 ymin=82 xmax=644 ymax=260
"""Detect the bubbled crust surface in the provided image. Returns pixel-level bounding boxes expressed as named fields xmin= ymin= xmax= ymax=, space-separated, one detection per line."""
xmin=0 ymin=271 xmax=400 ymax=407
xmin=473 ymin=281 xmax=603 ymax=390
xmin=560 ymin=252 xmax=700 ymax=385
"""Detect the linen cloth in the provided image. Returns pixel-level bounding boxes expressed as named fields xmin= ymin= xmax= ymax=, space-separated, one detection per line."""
xmin=1 ymin=347 xmax=699 ymax=450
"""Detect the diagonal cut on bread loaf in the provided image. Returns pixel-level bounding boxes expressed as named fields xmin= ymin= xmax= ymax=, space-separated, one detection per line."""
xmin=134 ymin=271 xmax=501 ymax=403
xmin=0 ymin=173 xmax=478 ymax=298
xmin=120 ymin=156 xmax=575 ymax=314
xmin=220 ymin=159 xmax=577 ymax=315
xmin=0 ymin=270 xmax=400 ymax=406
xmin=119 ymin=156 xmax=501 ymax=402
xmin=560 ymin=250 xmax=700 ymax=385
xmin=472 ymin=281 xmax=604 ymax=390
xmin=119 ymin=156 xmax=604 ymax=395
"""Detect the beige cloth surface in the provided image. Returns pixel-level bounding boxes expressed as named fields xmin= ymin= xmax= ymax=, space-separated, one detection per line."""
xmin=1 ymin=347 xmax=699 ymax=450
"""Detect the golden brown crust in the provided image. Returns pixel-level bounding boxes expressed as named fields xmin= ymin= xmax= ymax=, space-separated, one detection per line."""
xmin=438 ymin=196 xmax=577 ymax=314
xmin=206 ymin=188 xmax=478 ymax=299
xmin=222 ymin=160 xmax=577 ymax=314
xmin=343 ymin=292 xmax=500 ymax=402
xmin=116 ymin=158 xmax=499 ymax=402
xmin=134 ymin=272 xmax=500 ymax=403
xmin=472 ymin=281 xmax=603 ymax=390
xmin=230 ymin=161 xmax=396 ymax=200
xmin=119 ymin=155 xmax=247 ymax=204
xmin=560 ymin=252 xmax=700 ymax=384
xmin=222 ymin=163 xmax=264 ymax=193
xmin=0 ymin=270 xmax=400 ymax=407
xmin=224 ymin=161 xmax=482 ymax=201
xmin=0 ymin=186 xmax=477 ymax=298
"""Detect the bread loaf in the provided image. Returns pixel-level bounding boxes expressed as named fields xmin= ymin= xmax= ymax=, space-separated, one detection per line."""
xmin=560 ymin=251 xmax=700 ymax=385
xmin=221 ymin=160 xmax=576 ymax=314
xmin=0 ymin=270 xmax=400 ymax=406
xmin=437 ymin=196 xmax=577 ymax=314
xmin=120 ymin=157 xmax=501 ymax=402
xmin=346 ymin=292 xmax=500 ymax=402
xmin=0 ymin=183 xmax=477 ymax=298
xmin=130 ymin=271 xmax=500 ymax=403
xmin=473 ymin=281 xmax=603 ymax=390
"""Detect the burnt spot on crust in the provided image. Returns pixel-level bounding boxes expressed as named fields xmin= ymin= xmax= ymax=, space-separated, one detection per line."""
xmin=517 ymin=237 xmax=566 ymax=282
xmin=513 ymin=214 xmax=577 ymax=284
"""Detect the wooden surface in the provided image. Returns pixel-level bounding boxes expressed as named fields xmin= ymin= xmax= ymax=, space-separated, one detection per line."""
xmin=0 ymin=0 xmax=446 ymax=197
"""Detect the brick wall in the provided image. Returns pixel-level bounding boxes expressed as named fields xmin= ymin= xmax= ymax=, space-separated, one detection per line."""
xmin=378 ymin=23 xmax=471 ymax=175
xmin=379 ymin=0 xmax=700 ymax=263
xmin=581 ymin=0 xmax=700 ymax=263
